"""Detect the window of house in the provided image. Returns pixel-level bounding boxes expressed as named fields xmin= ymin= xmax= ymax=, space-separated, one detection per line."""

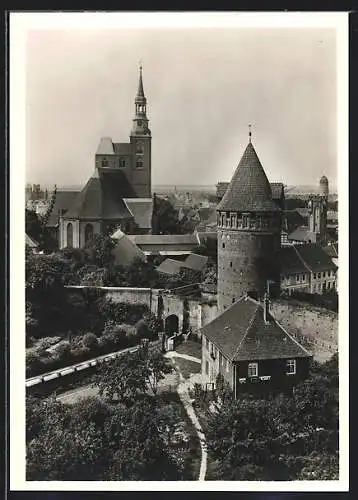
xmin=248 ymin=362 xmax=258 ymax=378
xmin=323 ymin=272 xmax=326 ymax=278
xmin=230 ymin=262 xmax=233 ymax=267
xmin=296 ymin=275 xmax=299 ymax=282
xmin=314 ymin=273 xmax=317 ymax=279
xmin=102 ymin=158 xmax=108 ymax=168
xmin=205 ymin=360 xmax=209 ymax=375
xmin=318 ymin=273 xmax=321 ymax=278
xmin=222 ymin=243 xmax=225 ymax=249
xmin=286 ymin=359 xmax=296 ymax=375
xmin=332 ymin=282 xmax=336 ymax=289
xmin=119 ymin=158 xmax=126 ymax=168
xmin=327 ymin=282 xmax=331 ymax=289
xmin=136 ymin=142 xmax=144 ymax=154
xmin=136 ymin=158 xmax=143 ymax=169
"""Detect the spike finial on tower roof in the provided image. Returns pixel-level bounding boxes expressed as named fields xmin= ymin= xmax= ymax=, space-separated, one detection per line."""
xmin=248 ymin=124 xmax=252 ymax=143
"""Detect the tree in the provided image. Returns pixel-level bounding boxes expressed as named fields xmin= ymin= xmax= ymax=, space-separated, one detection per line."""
xmin=84 ymin=234 xmax=116 ymax=269
xmin=82 ymin=332 xmax=98 ymax=349
xmin=151 ymin=195 xmax=181 ymax=234
xmin=95 ymin=346 xmax=172 ymax=402
xmin=25 ymin=208 xmax=58 ymax=253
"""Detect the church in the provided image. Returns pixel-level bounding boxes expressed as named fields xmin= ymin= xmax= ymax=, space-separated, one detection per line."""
xmin=58 ymin=66 xmax=153 ymax=249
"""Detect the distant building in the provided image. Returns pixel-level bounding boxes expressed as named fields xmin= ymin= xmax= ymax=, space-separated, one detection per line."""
xmin=201 ymin=295 xmax=312 ymax=397
xmin=121 ymin=233 xmax=201 ymax=256
xmin=58 ymin=66 xmax=153 ymax=249
xmin=280 ymin=243 xmax=337 ymax=294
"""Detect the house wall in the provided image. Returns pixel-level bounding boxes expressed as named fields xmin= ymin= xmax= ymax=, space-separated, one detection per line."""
xmin=235 ymin=357 xmax=311 ymax=396
xmin=201 ymin=334 xmax=234 ymax=389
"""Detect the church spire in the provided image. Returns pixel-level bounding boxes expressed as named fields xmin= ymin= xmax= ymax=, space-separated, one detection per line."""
xmin=131 ymin=63 xmax=151 ymax=138
xmin=135 ymin=63 xmax=146 ymax=104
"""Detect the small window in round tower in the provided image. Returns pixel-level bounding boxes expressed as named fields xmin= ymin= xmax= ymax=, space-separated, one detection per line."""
xmin=222 ymin=243 xmax=225 ymax=249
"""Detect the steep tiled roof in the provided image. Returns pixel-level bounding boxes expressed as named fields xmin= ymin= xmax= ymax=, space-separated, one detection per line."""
xmin=128 ymin=234 xmax=200 ymax=246
xmin=323 ymin=243 xmax=338 ymax=259
xmin=123 ymin=198 xmax=153 ymax=229
xmin=217 ymin=142 xmax=279 ymax=212
xmin=113 ymin=143 xmax=133 ymax=155
xmin=47 ymin=191 xmax=80 ymax=227
xmin=96 ymin=137 xmax=115 ymax=155
xmin=184 ymin=253 xmax=208 ymax=271
xmin=156 ymin=259 xmax=184 ymax=275
xmin=64 ymin=171 xmax=135 ymax=220
xmin=280 ymin=246 xmax=308 ymax=275
xmin=294 ymin=243 xmax=338 ymax=273
xmin=26 ymin=233 xmax=39 ymax=248
xmin=201 ymin=295 xmax=311 ymax=361
xmin=111 ymin=229 xmax=146 ymax=266
xmin=287 ymin=226 xmax=314 ymax=243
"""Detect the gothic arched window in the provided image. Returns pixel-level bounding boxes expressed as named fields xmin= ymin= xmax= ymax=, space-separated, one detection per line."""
xmin=66 ymin=222 xmax=73 ymax=248
xmin=84 ymin=223 xmax=94 ymax=244
xmin=136 ymin=142 xmax=144 ymax=154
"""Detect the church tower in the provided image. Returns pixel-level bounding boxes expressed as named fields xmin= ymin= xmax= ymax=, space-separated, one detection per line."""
xmin=130 ymin=65 xmax=152 ymax=198
xmin=217 ymin=130 xmax=282 ymax=312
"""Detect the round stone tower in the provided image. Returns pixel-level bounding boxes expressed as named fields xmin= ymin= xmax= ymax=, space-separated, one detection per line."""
xmin=217 ymin=135 xmax=281 ymax=312
xmin=319 ymin=175 xmax=329 ymax=198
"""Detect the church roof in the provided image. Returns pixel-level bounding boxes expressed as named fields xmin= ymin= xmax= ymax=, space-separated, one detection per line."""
xmin=46 ymin=190 xmax=80 ymax=227
xmin=217 ymin=142 xmax=280 ymax=212
xmin=201 ymin=295 xmax=311 ymax=362
xmin=64 ymin=170 xmax=135 ymax=220
xmin=135 ymin=66 xmax=146 ymax=103
xmin=96 ymin=137 xmax=115 ymax=155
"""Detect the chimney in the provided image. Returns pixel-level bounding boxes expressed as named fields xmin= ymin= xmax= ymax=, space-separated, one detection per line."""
xmin=263 ymin=292 xmax=270 ymax=323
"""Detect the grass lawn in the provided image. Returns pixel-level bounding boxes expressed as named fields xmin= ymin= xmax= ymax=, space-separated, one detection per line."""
xmin=173 ymin=357 xmax=201 ymax=379
xmin=176 ymin=340 xmax=202 ymax=359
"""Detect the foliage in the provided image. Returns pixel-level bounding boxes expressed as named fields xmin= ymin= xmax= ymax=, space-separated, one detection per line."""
xmin=151 ymin=195 xmax=181 ymax=235
xmin=26 ymin=209 xmax=58 ymax=253
xmin=95 ymin=345 xmax=173 ymax=402
xmin=26 ymin=391 xmax=186 ymax=480
xmin=83 ymin=234 xmax=116 ymax=269
xmin=82 ymin=333 xmax=98 ymax=349
xmin=203 ymin=354 xmax=339 ymax=480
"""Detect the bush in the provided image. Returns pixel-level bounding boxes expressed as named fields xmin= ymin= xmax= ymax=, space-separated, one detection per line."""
xmin=82 ymin=333 xmax=98 ymax=349
xmin=135 ymin=319 xmax=151 ymax=339
xmin=54 ymin=341 xmax=72 ymax=361
xmin=70 ymin=345 xmax=91 ymax=362
xmin=26 ymin=352 xmax=44 ymax=377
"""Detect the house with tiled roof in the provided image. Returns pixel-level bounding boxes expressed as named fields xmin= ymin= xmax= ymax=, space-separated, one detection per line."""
xmin=58 ymin=66 xmax=153 ymax=249
xmin=125 ymin=233 xmax=201 ymax=256
xmin=201 ymin=294 xmax=312 ymax=397
xmin=156 ymin=253 xmax=208 ymax=275
xmin=280 ymin=243 xmax=337 ymax=295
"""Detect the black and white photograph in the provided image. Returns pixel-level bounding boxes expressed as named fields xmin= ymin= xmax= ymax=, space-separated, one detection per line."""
xmin=10 ymin=11 xmax=349 ymax=491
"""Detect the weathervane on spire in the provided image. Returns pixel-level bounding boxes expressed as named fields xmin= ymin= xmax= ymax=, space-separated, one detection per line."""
xmin=139 ymin=59 xmax=143 ymax=72
xmin=248 ymin=123 xmax=252 ymax=143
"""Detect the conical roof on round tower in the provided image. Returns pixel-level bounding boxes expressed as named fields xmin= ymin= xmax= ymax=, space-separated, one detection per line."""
xmin=217 ymin=141 xmax=279 ymax=212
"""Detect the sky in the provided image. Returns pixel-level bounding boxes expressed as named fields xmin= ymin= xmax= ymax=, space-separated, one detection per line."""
xmin=24 ymin=21 xmax=338 ymax=189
